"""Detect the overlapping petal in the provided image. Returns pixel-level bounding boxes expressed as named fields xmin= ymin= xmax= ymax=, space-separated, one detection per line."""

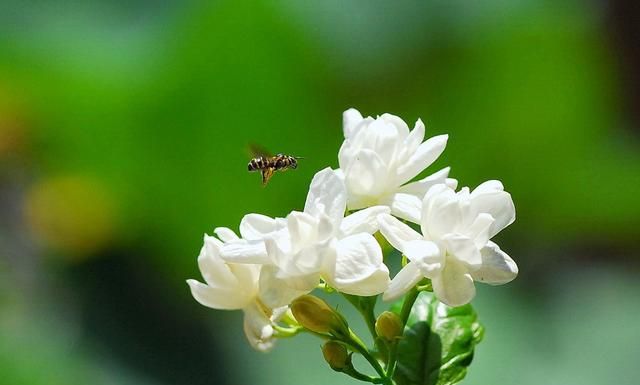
xmin=431 ymin=258 xmax=476 ymax=307
xmin=338 ymin=109 xmax=451 ymax=215
xmin=379 ymin=181 xmax=517 ymax=306
xmin=324 ymin=233 xmax=390 ymax=296
xmin=471 ymin=241 xmax=518 ymax=285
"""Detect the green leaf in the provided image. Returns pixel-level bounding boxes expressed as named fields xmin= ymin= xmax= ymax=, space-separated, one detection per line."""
xmin=390 ymin=292 xmax=484 ymax=385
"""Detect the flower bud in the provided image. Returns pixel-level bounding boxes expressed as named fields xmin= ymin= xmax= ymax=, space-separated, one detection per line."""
xmin=290 ymin=295 xmax=349 ymax=338
xmin=321 ymin=341 xmax=350 ymax=371
xmin=375 ymin=311 xmax=404 ymax=341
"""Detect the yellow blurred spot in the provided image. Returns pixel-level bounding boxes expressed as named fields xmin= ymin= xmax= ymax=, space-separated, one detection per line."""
xmin=25 ymin=175 xmax=116 ymax=261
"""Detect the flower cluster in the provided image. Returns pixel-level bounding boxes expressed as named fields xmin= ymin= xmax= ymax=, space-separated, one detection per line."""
xmin=188 ymin=108 xmax=518 ymax=351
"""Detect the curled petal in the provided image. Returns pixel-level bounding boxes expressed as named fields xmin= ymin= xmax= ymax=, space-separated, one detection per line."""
xmin=243 ymin=301 xmax=276 ymax=352
xmin=403 ymin=239 xmax=442 ymax=276
xmin=380 ymin=113 xmax=410 ymax=140
xmin=240 ymin=214 xmax=281 ymax=240
xmin=395 ymin=134 xmax=448 ymax=185
xmin=397 ymin=167 xmax=451 ymax=196
xmin=220 ymin=240 xmax=270 ymax=264
xmin=343 ymin=108 xmax=364 ymax=138
xmin=213 ymin=227 xmax=238 ymax=242
xmin=187 ymin=279 xmax=253 ymax=310
xmin=471 ymin=241 xmax=518 ymax=285
xmin=431 ymin=258 xmax=476 ymax=307
xmin=304 ymin=168 xmax=347 ymax=226
xmin=382 ymin=261 xmax=423 ymax=302
xmin=339 ymin=205 xmax=390 ymax=236
xmin=466 ymin=213 xmax=495 ymax=248
xmin=385 ymin=192 xmax=422 ymax=223
xmin=324 ymin=233 xmax=389 ymax=296
xmin=377 ymin=213 xmax=422 ymax=251
xmin=197 ymin=238 xmax=234 ymax=288
xmin=470 ymin=181 xmax=515 ymax=238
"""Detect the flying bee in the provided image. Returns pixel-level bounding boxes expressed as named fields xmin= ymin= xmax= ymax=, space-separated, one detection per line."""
xmin=247 ymin=145 xmax=303 ymax=186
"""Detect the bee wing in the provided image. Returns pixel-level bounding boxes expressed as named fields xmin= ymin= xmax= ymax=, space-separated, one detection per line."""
xmin=248 ymin=143 xmax=273 ymax=158
xmin=261 ymin=167 xmax=275 ymax=186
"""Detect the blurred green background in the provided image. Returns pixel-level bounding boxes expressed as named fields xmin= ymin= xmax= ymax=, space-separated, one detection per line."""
xmin=1 ymin=1 xmax=639 ymax=384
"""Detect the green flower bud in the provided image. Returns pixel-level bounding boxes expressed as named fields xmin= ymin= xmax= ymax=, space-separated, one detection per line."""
xmin=321 ymin=341 xmax=350 ymax=371
xmin=290 ymin=295 xmax=349 ymax=338
xmin=375 ymin=311 xmax=404 ymax=341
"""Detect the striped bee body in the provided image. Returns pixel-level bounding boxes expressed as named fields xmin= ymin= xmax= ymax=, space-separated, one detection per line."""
xmin=247 ymin=153 xmax=301 ymax=186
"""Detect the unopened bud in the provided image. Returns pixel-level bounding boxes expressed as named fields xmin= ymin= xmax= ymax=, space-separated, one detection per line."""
xmin=375 ymin=311 xmax=403 ymax=341
xmin=322 ymin=341 xmax=350 ymax=371
xmin=290 ymin=295 xmax=349 ymax=338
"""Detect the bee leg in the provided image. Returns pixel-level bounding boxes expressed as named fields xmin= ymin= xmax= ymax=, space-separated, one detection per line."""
xmin=261 ymin=168 xmax=274 ymax=186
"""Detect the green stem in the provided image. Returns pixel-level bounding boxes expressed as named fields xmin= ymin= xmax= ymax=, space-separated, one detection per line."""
xmin=346 ymin=330 xmax=392 ymax=385
xmin=341 ymin=366 xmax=384 ymax=384
xmin=341 ymin=293 xmax=389 ymax=361
xmin=386 ymin=287 xmax=420 ymax=378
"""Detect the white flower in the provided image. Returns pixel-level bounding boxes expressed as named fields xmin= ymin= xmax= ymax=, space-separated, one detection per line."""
xmin=187 ymin=230 xmax=304 ymax=352
xmin=378 ymin=181 xmax=518 ymax=306
xmin=338 ymin=108 xmax=457 ymax=222
xmin=221 ymin=168 xmax=391 ymax=297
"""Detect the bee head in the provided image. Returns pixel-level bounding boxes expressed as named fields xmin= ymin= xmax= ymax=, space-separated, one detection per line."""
xmin=290 ymin=159 xmax=298 ymax=169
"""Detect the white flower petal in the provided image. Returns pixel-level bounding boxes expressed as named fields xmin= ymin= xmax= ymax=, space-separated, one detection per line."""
xmin=239 ymin=214 xmax=280 ymax=240
xmin=220 ymin=240 xmax=270 ymax=264
xmin=471 ymin=241 xmax=518 ymax=285
xmin=385 ymin=192 xmax=422 ymax=223
xmin=474 ymin=180 xmax=504 ymax=193
xmin=397 ymin=167 xmax=451 ymax=196
xmin=381 ymin=113 xmax=410 ymax=139
xmin=360 ymin=117 xmax=402 ymax=166
xmin=422 ymin=186 xmax=461 ymax=239
xmin=382 ymin=261 xmax=423 ymax=302
xmin=403 ymin=239 xmax=442 ymax=276
xmin=304 ymin=168 xmax=347 ymax=226
xmin=466 ymin=213 xmax=494 ymax=248
xmin=325 ymin=233 xmax=389 ymax=296
xmin=343 ymin=108 xmax=364 ymax=138
xmin=338 ymin=139 xmax=355 ymax=171
xmin=287 ymin=211 xmax=318 ymax=248
xmin=197 ymin=238 xmax=234 ymax=288
xmin=279 ymin=243 xmax=327 ymax=281
xmin=243 ymin=301 xmax=276 ymax=352
xmin=443 ymin=234 xmax=482 ymax=267
xmin=377 ymin=213 xmax=422 ymax=251
xmin=339 ymin=205 xmax=390 ymax=236
xmin=395 ymin=134 xmax=448 ymax=185
xmin=401 ymin=118 xmax=425 ymax=158
xmin=187 ymin=279 xmax=252 ymax=310
xmin=470 ymin=181 xmax=515 ymax=238
xmin=344 ymin=149 xmax=388 ymax=201
xmin=258 ymin=265 xmax=308 ymax=309
xmin=213 ymin=227 xmax=238 ymax=242
xmin=431 ymin=259 xmax=476 ymax=307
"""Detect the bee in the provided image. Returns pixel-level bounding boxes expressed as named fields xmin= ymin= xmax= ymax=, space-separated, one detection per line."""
xmin=247 ymin=145 xmax=302 ymax=186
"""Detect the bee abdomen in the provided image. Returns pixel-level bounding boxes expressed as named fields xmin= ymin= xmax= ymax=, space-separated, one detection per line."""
xmin=248 ymin=157 xmax=265 ymax=171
